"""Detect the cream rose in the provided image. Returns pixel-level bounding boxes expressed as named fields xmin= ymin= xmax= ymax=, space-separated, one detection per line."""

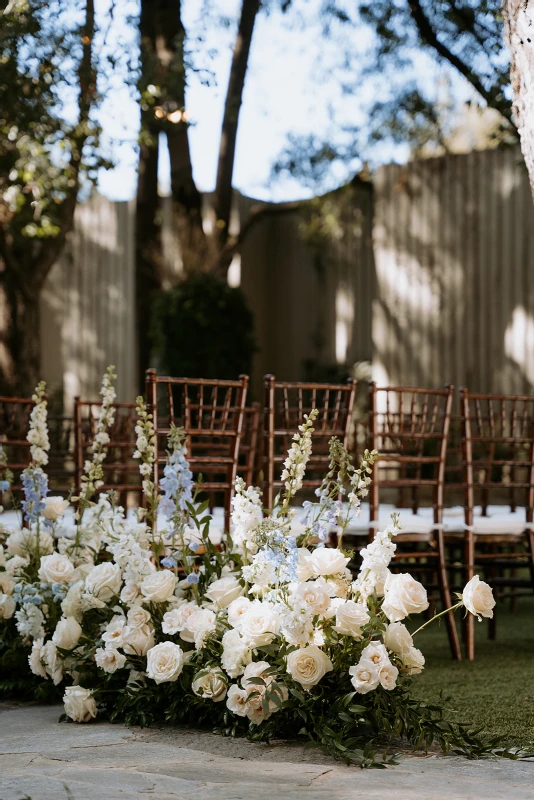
xmin=42 ymin=496 xmax=69 ymax=522
xmin=0 ymin=574 xmax=15 ymax=595
xmin=382 ymin=573 xmax=429 ymax=622
xmin=462 ymin=576 xmax=495 ymax=620
xmin=28 ymin=638 xmax=47 ymax=679
xmin=379 ymin=661 xmax=399 ymax=690
xmin=52 ymin=617 xmax=82 ymax=650
xmin=0 ymin=593 xmax=16 ymax=620
xmin=146 ymin=641 xmax=184 ymax=684
xmin=123 ymin=624 xmax=155 ymax=656
xmin=39 ymin=553 xmax=75 ymax=585
xmin=238 ymin=602 xmax=280 ymax=647
xmin=63 ymin=686 xmax=97 ymax=722
xmin=226 ymin=684 xmax=248 ymax=717
xmin=192 ymin=668 xmax=227 ymax=702
xmin=334 ymin=601 xmax=370 ymax=638
xmin=295 ymin=579 xmax=331 ymax=616
xmin=308 ymin=548 xmax=350 ymax=577
xmin=85 ymin=562 xmax=122 ymax=601
xmin=384 ymin=622 xmax=413 ymax=656
xmin=403 ymin=646 xmax=425 ymax=675
xmin=102 ymin=615 xmax=129 ymax=648
xmin=41 ymin=641 xmax=63 ymax=685
xmin=227 ymin=596 xmax=251 ymax=628
xmin=205 ymin=576 xmax=244 ymax=608
xmin=95 ymin=647 xmax=126 ymax=674
xmin=120 ymin=583 xmax=141 ymax=606
xmin=140 ymin=570 xmax=177 ymax=603
xmin=127 ymin=605 xmax=152 ymax=630
xmin=349 ymin=659 xmax=380 ymax=694
xmin=360 ymin=641 xmax=390 ymax=667
xmin=286 ymin=645 xmax=333 ymax=689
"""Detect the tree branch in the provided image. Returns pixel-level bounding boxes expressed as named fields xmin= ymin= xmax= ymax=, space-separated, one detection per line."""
xmin=407 ymin=0 xmax=516 ymax=130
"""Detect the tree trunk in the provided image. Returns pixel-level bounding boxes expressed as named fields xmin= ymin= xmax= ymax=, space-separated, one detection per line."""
xmin=0 ymin=262 xmax=41 ymax=396
xmin=212 ymin=0 xmax=260 ymax=271
xmin=503 ymin=0 xmax=534 ymax=200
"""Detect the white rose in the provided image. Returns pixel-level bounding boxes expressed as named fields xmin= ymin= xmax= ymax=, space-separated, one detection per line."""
xmin=384 ymin=622 xmax=413 ymax=656
xmin=7 ymin=528 xmax=53 ymax=557
xmin=28 ymin=638 xmax=47 ymax=679
xmin=360 ymin=641 xmax=390 ymax=667
xmin=286 ymin=645 xmax=333 ymax=689
xmin=85 ymin=562 xmax=122 ymax=601
xmin=240 ymin=661 xmax=287 ymax=723
xmin=181 ymin=606 xmax=217 ymax=649
xmin=61 ymin=581 xmax=85 ymax=622
xmin=308 ymin=548 xmax=350 ymax=577
xmin=221 ymin=628 xmax=252 ymax=678
xmin=41 ymin=641 xmax=63 ymax=685
xmin=226 ymin=684 xmax=248 ymax=717
xmin=379 ymin=661 xmax=399 ymax=690
xmin=127 ymin=605 xmax=152 ymax=630
xmin=63 ymin=686 xmax=97 ymax=722
xmin=52 ymin=617 xmax=82 ymax=650
xmin=205 ymin=576 xmax=244 ymax=608
xmin=296 ymin=548 xmax=314 ymax=582
xmin=382 ymin=573 xmax=429 ymax=622
xmin=146 ymin=641 xmax=184 ymax=684
xmin=95 ymin=647 xmax=126 ymax=673
xmin=192 ymin=668 xmax=227 ymax=702
xmin=120 ymin=583 xmax=141 ymax=606
xmin=227 ymin=596 xmax=251 ymax=628
xmin=0 ymin=593 xmax=15 ymax=620
xmin=161 ymin=607 xmax=184 ymax=635
xmin=334 ymin=601 xmax=370 ymax=638
xmin=123 ymin=624 xmax=155 ymax=656
xmin=0 ymin=574 xmax=15 ymax=595
xmin=140 ymin=570 xmax=177 ymax=603
xmin=238 ymin=602 xmax=280 ymax=647
xmin=349 ymin=659 xmax=380 ymax=694
xmin=0 ymin=545 xmax=5 ymax=568
xmin=403 ymin=646 xmax=425 ymax=675
xmin=42 ymin=496 xmax=69 ymax=522
xmin=102 ymin=615 xmax=129 ymax=648
xmin=39 ymin=553 xmax=75 ymax=585
xmin=462 ymin=575 xmax=495 ymax=620
xmin=295 ymin=579 xmax=331 ymax=617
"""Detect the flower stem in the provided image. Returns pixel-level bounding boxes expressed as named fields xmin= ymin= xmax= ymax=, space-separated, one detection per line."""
xmin=411 ymin=601 xmax=463 ymax=637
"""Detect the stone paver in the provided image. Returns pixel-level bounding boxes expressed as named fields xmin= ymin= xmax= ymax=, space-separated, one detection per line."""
xmin=0 ymin=704 xmax=533 ymax=800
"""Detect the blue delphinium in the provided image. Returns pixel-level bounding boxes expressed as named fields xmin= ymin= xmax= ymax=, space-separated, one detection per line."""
xmin=20 ymin=467 xmax=49 ymax=525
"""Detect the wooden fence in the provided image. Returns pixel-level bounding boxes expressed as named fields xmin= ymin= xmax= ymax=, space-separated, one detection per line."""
xmin=40 ymin=146 xmax=534 ymax=407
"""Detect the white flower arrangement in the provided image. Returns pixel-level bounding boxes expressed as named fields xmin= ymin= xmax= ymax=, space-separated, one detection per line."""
xmin=0 ymin=382 xmax=507 ymax=767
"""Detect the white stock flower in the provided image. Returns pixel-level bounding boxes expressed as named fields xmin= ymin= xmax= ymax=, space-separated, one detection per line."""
xmin=42 ymin=496 xmax=69 ymax=522
xmin=146 ymin=641 xmax=184 ymax=684
xmin=334 ymin=600 xmax=370 ymax=638
xmin=205 ymin=575 xmax=244 ymax=608
xmin=63 ymin=686 xmax=97 ymax=722
xmin=349 ymin=660 xmax=380 ymax=694
xmin=383 ymin=622 xmax=413 ymax=656
xmin=85 ymin=562 xmax=122 ymax=601
xmin=462 ymin=576 xmax=495 ymax=620
xmin=308 ymin=548 xmax=350 ymax=577
xmin=192 ymin=668 xmax=227 ymax=702
xmin=286 ymin=645 xmax=333 ymax=690
xmin=15 ymin=604 xmax=45 ymax=640
xmin=52 ymin=617 xmax=82 ymax=650
xmin=140 ymin=570 xmax=177 ymax=603
xmin=237 ymin=602 xmax=280 ymax=647
xmin=39 ymin=553 xmax=75 ymax=585
xmin=28 ymin=638 xmax=47 ymax=679
xmin=0 ymin=593 xmax=16 ymax=620
xmin=382 ymin=573 xmax=429 ymax=622
xmin=95 ymin=647 xmax=127 ymax=674
xmin=221 ymin=628 xmax=252 ymax=678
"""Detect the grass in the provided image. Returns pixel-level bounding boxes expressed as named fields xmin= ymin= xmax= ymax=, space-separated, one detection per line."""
xmin=409 ymin=596 xmax=534 ymax=747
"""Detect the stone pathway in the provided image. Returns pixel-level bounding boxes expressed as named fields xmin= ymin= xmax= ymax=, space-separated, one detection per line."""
xmin=0 ymin=704 xmax=533 ymax=800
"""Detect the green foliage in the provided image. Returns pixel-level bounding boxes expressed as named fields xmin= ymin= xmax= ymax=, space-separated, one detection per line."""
xmin=152 ymin=273 xmax=257 ymax=380
xmin=0 ymin=621 xmax=60 ymax=702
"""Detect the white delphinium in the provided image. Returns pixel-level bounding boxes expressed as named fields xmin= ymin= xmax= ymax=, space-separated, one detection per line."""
xmin=26 ymin=381 xmax=50 ymax=467
xmin=15 ymin=604 xmax=45 ymax=641
xmin=220 ymin=628 xmax=253 ymax=678
xmin=347 ymin=448 xmax=379 ymax=509
xmin=132 ymin=397 xmax=158 ymax=531
xmin=352 ymin=519 xmax=399 ymax=602
xmin=279 ymin=410 xmax=318 ymax=512
xmin=231 ymin=478 xmax=263 ymax=555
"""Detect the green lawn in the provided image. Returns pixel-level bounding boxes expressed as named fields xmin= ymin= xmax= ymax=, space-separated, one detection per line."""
xmin=409 ymin=596 xmax=534 ymax=747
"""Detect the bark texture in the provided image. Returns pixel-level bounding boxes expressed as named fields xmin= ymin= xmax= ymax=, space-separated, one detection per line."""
xmin=503 ymin=0 xmax=534 ymax=200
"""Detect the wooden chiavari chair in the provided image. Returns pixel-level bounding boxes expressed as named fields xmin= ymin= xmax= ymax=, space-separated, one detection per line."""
xmin=365 ymin=383 xmax=461 ymax=660
xmin=145 ymin=370 xmax=249 ymax=526
xmin=74 ymin=398 xmax=142 ymax=507
xmin=460 ymin=389 xmax=534 ymax=660
xmin=0 ymin=396 xmax=33 ymax=500
xmin=238 ymin=403 xmax=261 ymax=487
xmin=262 ymin=375 xmax=357 ymax=509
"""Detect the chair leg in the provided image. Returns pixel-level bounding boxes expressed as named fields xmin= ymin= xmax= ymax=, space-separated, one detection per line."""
xmin=464 ymin=530 xmax=475 ymax=661
xmin=436 ymin=531 xmax=462 ymax=661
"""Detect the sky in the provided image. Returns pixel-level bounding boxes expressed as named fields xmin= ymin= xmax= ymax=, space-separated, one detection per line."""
xmin=95 ymin=0 xmax=470 ymax=203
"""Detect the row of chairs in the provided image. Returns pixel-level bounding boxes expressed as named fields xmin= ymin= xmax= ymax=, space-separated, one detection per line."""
xmin=2 ymin=373 xmax=534 ymax=660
